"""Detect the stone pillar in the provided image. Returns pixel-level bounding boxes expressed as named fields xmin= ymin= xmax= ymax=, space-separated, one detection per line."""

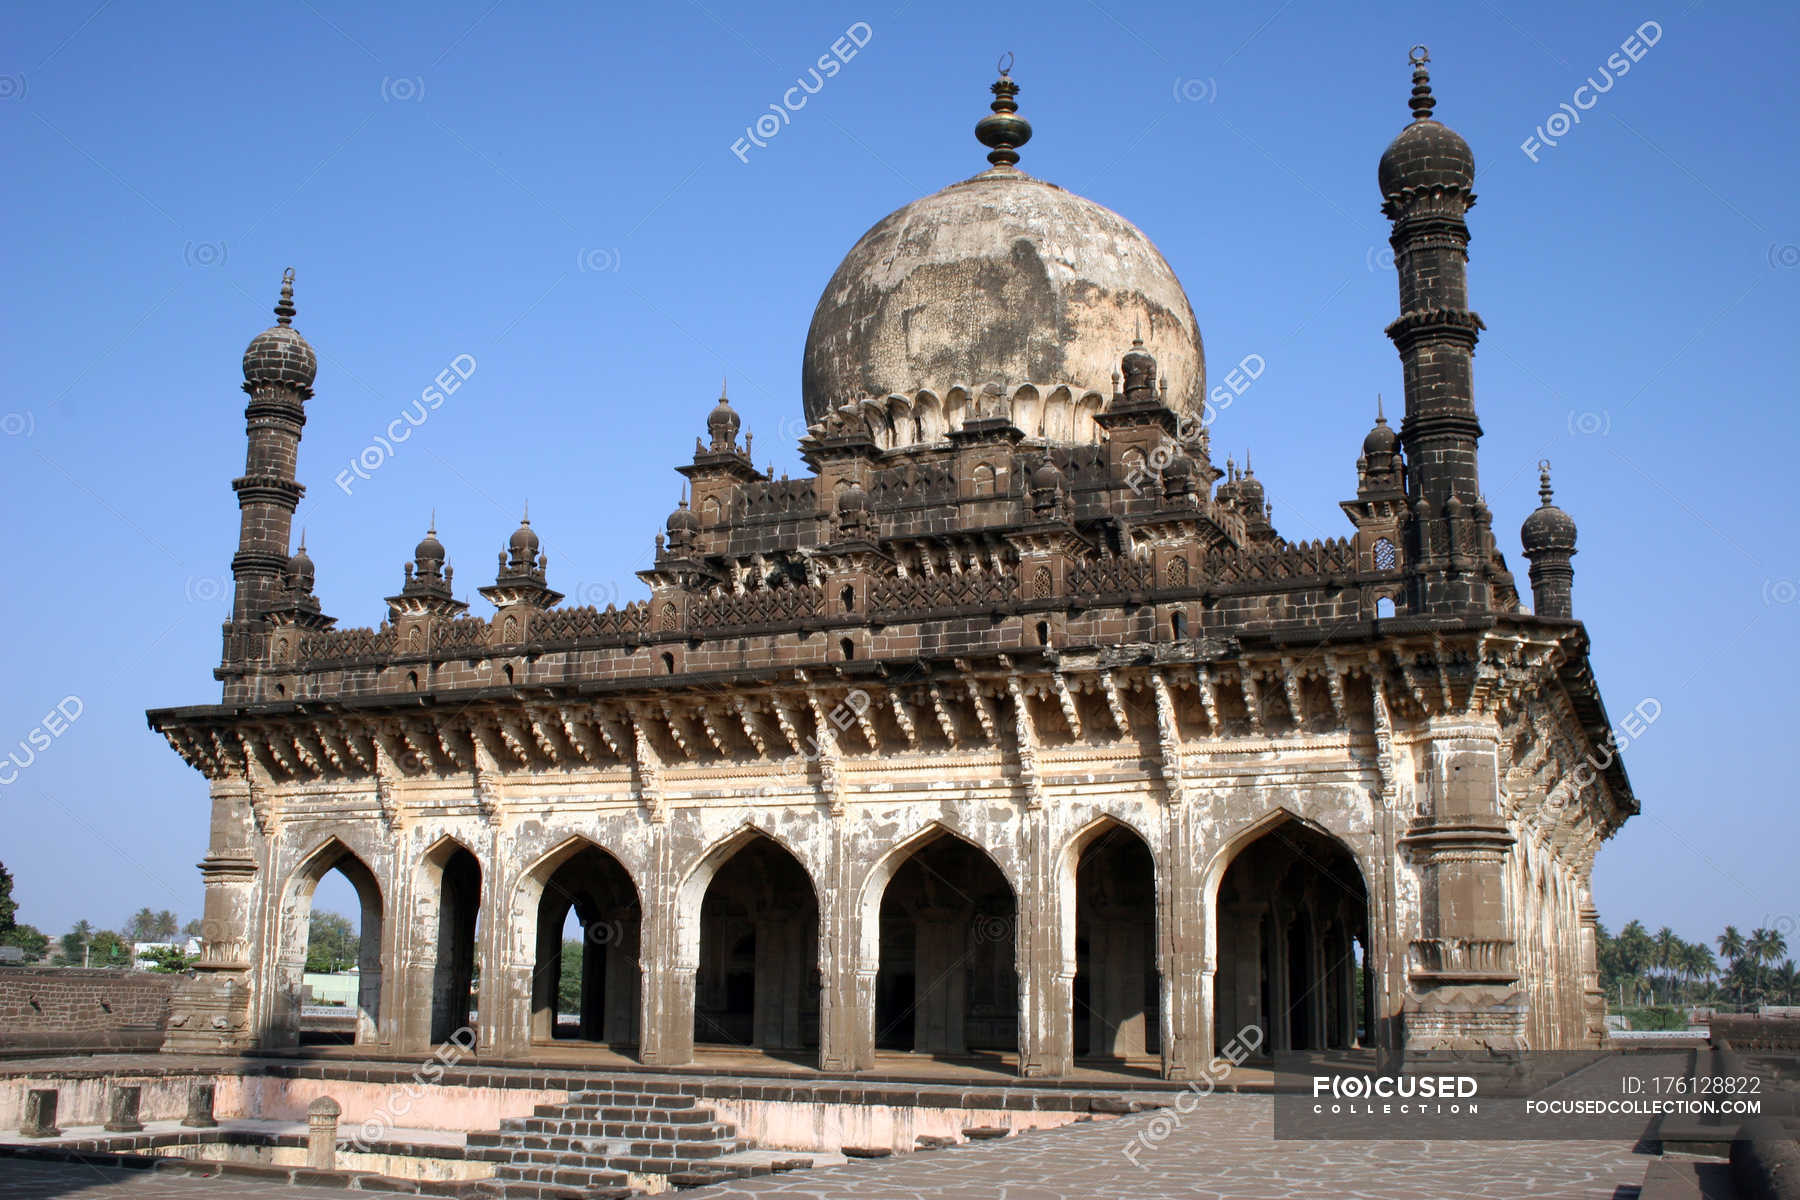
xmin=1335 ymin=928 xmax=1358 ymax=1049
xmin=1016 ymin=809 xmax=1068 ymax=1078
xmin=21 ymin=1089 xmax=60 ymax=1138
xmin=1399 ymin=726 xmax=1523 ymax=1052
xmin=819 ymin=815 xmax=865 ymax=1072
xmin=1160 ymin=802 xmax=1208 ymax=1080
xmin=639 ymin=853 xmax=695 ymax=1065
xmin=163 ymin=778 xmax=259 ymax=1054
xmin=306 ymin=1096 xmax=340 ymax=1169
xmin=477 ymin=849 xmax=512 ymax=1056
xmin=1267 ymin=908 xmax=1291 ymax=1052
xmin=105 ymin=1085 xmax=143 ymax=1133
xmin=184 ymin=1083 xmax=218 ymax=1129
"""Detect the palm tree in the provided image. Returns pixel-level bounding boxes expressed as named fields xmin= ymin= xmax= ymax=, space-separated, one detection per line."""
xmin=1618 ymin=921 xmax=1655 ymax=1005
xmin=1684 ymin=942 xmax=1717 ymax=1007
xmin=1654 ymin=927 xmax=1679 ymax=1005
xmin=1774 ymin=960 xmax=1798 ymax=1005
xmin=1718 ymin=927 xmax=1748 ymax=1008
xmin=1747 ymin=928 xmax=1789 ymax=1007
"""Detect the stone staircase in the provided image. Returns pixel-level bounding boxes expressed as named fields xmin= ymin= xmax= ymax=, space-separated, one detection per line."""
xmin=468 ymin=1082 xmax=808 ymax=1197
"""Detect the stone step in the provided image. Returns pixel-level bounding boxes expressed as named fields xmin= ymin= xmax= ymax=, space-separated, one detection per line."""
xmin=504 ymin=1115 xmax=730 ymax=1137
xmin=490 ymin=1162 xmax=631 ymax=1188
xmin=500 ymin=1115 xmax=738 ymax=1144
xmin=494 ymin=1137 xmax=747 ymax=1163
xmin=530 ymin=1097 xmax=699 ymax=1119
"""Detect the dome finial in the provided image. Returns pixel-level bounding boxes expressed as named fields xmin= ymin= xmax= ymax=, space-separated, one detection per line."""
xmin=975 ymin=55 xmax=1032 ymax=169
xmin=1537 ymin=458 xmax=1554 ymax=505
xmin=1408 ymin=45 xmax=1435 ymax=121
xmin=275 ymin=267 xmax=297 ymax=326
xmin=521 ymin=500 xmax=530 ymax=525
xmin=428 ymin=508 xmax=437 ymax=535
xmin=1376 ymin=393 xmax=1386 ymax=423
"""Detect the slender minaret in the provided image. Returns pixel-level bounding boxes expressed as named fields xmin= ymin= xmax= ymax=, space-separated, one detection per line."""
xmin=1378 ymin=49 xmax=1492 ymax=613
xmin=223 ymin=269 xmax=316 ymax=672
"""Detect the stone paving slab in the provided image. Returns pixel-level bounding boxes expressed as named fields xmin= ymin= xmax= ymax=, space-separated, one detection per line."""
xmin=0 ymin=1158 xmax=356 ymax=1197
xmin=679 ymin=1094 xmax=1653 ymax=1200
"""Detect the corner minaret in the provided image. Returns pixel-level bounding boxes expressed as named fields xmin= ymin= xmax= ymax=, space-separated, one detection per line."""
xmin=223 ymin=269 xmax=317 ymax=675
xmin=1521 ymin=461 xmax=1578 ymax=618
xmin=1378 ymin=49 xmax=1492 ymax=614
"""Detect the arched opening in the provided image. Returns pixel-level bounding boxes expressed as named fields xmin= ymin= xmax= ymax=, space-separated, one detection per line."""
xmin=693 ymin=835 xmax=819 ymax=1053
xmin=1375 ymin=596 xmax=1396 ymax=620
xmin=662 ymin=652 xmax=676 ymax=674
xmin=1036 ymin=620 xmax=1051 ymax=647
xmin=1171 ymin=611 xmax=1188 ymax=640
xmin=284 ymin=840 xmax=385 ymax=1047
xmin=1072 ymin=823 xmax=1159 ymax=1063
xmin=1213 ymin=817 xmax=1370 ymax=1054
xmin=840 ymin=637 xmax=855 ymax=661
xmin=841 ymin=585 xmax=855 ymax=612
xmin=528 ymin=843 xmax=640 ymax=1046
xmin=422 ymin=841 xmax=482 ymax=1046
xmin=874 ymin=831 xmax=1017 ymax=1057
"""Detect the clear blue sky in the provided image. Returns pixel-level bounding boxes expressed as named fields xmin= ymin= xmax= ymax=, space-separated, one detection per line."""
xmin=2 ymin=1 xmax=1794 ymax=950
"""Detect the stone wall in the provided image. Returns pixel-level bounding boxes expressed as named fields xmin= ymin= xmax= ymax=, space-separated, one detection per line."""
xmin=0 ymin=968 xmax=175 ymax=1054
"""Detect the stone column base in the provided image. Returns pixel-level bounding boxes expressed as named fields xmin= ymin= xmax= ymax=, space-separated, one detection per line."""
xmin=161 ymin=973 xmax=253 ymax=1054
xmin=1400 ymin=985 xmax=1527 ymax=1054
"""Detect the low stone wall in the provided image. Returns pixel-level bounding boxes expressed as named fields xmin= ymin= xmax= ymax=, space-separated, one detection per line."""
xmin=1713 ymin=1016 xmax=1800 ymax=1052
xmin=0 ymin=969 xmax=174 ymax=1054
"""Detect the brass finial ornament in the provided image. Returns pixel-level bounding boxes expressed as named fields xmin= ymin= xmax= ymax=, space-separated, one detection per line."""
xmin=1408 ymin=45 xmax=1435 ymax=121
xmin=975 ymin=53 xmax=1032 ymax=169
xmin=275 ymin=267 xmax=297 ymax=326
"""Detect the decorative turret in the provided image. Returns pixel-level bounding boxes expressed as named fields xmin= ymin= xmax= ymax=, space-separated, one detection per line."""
xmin=706 ymin=383 xmax=742 ymax=453
xmin=1379 ymin=49 xmax=1498 ymax=613
xmin=1521 ymin=461 xmax=1577 ymax=618
xmin=266 ymin=532 xmax=335 ymax=631
xmin=665 ymin=495 xmax=700 ymax=554
xmin=223 ymin=269 xmax=316 ymax=674
xmin=386 ymin=520 xmax=468 ymax=619
xmin=481 ymin=506 xmax=562 ymax=614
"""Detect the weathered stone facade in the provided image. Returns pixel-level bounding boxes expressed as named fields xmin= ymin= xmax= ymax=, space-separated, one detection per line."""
xmin=147 ymin=55 xmax=1633 ymax=1078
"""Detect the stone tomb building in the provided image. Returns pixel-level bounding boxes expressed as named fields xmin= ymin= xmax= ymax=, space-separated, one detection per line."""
xmin=148 ymin=56 xmax=1634 ymax=1080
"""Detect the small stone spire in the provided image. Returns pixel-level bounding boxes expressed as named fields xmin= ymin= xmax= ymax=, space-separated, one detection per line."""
xmin=975 ymin=54 xmax=1032 ymax=170
xmin=274 ymin=267 xmax=297 ymax=326
xmin=1537 ymin=460 xmax=1555 ymax=506
xmin=1408 ymin=45 xmax=1435 ymax=121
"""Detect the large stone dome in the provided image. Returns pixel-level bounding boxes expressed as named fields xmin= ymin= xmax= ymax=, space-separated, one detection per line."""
xmin=801 ymin=166 xmax=1205 ymax=447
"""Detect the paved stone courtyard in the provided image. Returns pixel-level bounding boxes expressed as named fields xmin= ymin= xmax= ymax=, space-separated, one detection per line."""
xmin=0 ymin=1094 xmax=1652 ymax=1199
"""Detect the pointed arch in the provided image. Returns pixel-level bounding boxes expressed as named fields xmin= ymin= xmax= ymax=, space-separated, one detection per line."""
xmin=914 ymin=390 xmax=945 ymax=441
xmin=1041 ymin=385 xmax=1074 ymax=443
xmin=278 ymin=836 xmax=387 ymax=1046
xmin=1207 ymin=810 xmax=1371 ymax=1054
xmin=1010 ymin=384 xmax=1042 ymax=437
xmin=1073 ymin=391 xmax=1105 ymax=442
xmin=886 ymin=394 xmax=915 ymax=447
xmin=517 ymin=836 xmax=641 ymax=1045
xmin=861 ymin=821 xmax=1018 ymax=1055
xmin=681 ymin=826 xmax=821 ymax=1052
xmin=943 ymin=387 xmax=969 ymax=435
xmin=1061 ymin=816 xmax=1159 ymax=1061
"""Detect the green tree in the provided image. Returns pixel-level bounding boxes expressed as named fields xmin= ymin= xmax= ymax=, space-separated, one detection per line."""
xmin=139 ymin=945 xmax=196 ymax=973
xmin=0 ymin=862 xmax=17 ymax=935
xmin=59 ymin=920 xmax=94 ymax=965
xmin=1 ymin=923 xmax=49 ymax=961
xmin=1653 ymin=927 xmax=1679 ymax=1005
xmin=87 ymin=930 xmax=131 ymax=968
xmin=182 ymin=918 xmax=205 ymax=937
xmin=557 ymin=940 xmax=584 ymax=1016
xmin=305 ymin=912 xmax=359 ymax=973
xmin=1616 ymin=921 xmax=1655 ymax=1006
